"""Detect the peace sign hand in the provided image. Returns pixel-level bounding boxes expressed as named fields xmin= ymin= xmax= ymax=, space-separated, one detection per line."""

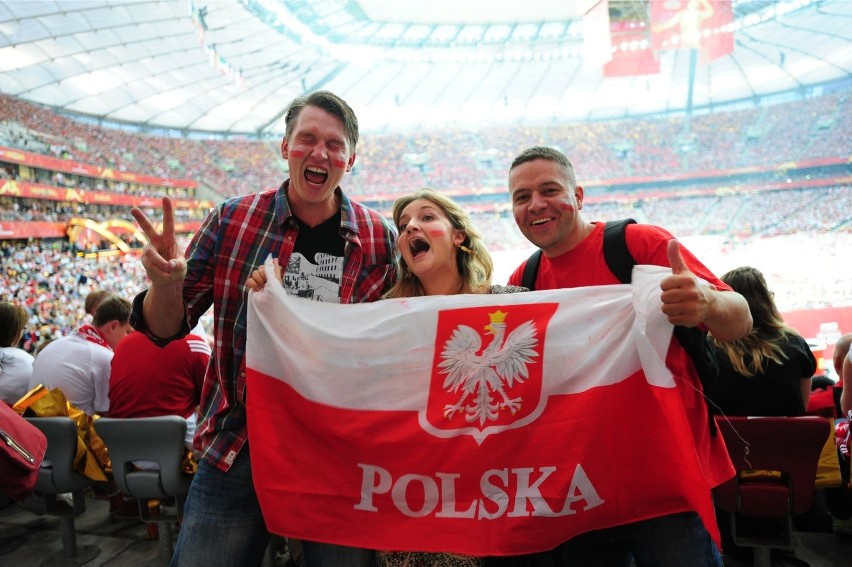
xmin=131 ymin=196 xmax=187 ymax=286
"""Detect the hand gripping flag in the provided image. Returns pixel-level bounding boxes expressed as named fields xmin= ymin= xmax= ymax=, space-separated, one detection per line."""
xmin=246 ymin=258 xmax=723 ymax=556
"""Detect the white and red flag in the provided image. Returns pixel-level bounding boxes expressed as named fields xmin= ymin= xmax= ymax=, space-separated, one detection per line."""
xmin=246 ymin=259 xmax=721 ymax=556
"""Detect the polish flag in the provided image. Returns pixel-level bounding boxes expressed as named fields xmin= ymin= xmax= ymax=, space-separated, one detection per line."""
xmin=246 ymin=259 xmax=722 ymax=556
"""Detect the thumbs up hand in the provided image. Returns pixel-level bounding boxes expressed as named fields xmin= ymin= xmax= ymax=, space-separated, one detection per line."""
xmin=660 ymin=239 xmax=715 ymax=328
xmin=667 ymin=238 xmax=689 ymax=276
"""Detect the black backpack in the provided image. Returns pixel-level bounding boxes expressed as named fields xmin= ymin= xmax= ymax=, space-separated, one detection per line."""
xmin=520 ymin=218 xmax=720 ymax=433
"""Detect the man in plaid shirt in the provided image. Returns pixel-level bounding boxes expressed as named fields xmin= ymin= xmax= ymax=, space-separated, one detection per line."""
xmin=131 ymin=91 xmax=397 ymax=566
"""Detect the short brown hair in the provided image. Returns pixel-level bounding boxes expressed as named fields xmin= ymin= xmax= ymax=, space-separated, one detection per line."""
xmin=92 ymin=295 xmax=132 ymax=327
xmin=284 ymin=90 xmax=359 ymax=151
xmin=510 ymin=146 xmax=577 ymax=187
xmin=84 ymin=289 xmax=110 ymax=315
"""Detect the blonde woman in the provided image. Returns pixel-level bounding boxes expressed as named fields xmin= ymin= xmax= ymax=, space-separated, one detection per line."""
xmin=378 ymin=189 xmax=533 ymax=567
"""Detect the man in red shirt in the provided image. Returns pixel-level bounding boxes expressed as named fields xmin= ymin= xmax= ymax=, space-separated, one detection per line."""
xmin=506 ymin=146 xmax=752 ymax=566
xmin=109 ymin=329 xmax=210 ymax=448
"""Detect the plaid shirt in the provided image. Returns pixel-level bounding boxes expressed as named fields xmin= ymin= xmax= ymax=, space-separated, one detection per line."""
xmin=131 ymin=181 xmax=397 ymax=471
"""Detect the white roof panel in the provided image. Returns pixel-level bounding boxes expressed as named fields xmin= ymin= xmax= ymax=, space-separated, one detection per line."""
xmin=0 ymin=0 xmax=848 ymax=135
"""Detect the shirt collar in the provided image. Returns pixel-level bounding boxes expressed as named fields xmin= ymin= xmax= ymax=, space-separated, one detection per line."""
xmin=276 ymin=179 xmax=359 ymax=240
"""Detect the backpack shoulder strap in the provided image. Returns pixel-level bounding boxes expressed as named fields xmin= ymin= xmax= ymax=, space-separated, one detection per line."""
xmin=602 ymin=218 xmax=720 ymax=435
xmin=521 ymin=249 xmax=542 ymax=291
xmin=522 ymin=218 xmax=638 ymax=289
xmin=602 ymin=218 xmax=637 ymax=283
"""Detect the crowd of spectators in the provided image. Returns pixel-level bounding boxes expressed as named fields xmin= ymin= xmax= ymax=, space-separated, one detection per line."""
xmin=2 ymin=91 xmax=849 ymax=201
xmin=1 ymin=90 xmax=850 ymax=349
xmin=1 ymin=195 xmax=849 ymax=354
xmin=1 ymin=241 xmax=146 ymax=351
xmin=623 ymin=185 xmax=852 ymax=237
xmin=1 ymin=94 xmax=284 ymax=200
xmin=0 ymin=238 xmax=214 ymax=354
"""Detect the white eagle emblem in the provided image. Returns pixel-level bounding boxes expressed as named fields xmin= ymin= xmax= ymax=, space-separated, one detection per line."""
xmin=438 ymin=310 xmax=539 ymax=425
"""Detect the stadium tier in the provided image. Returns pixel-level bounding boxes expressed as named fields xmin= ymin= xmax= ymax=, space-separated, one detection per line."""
xmin=1 ymin=90 xmax=850 ymax=352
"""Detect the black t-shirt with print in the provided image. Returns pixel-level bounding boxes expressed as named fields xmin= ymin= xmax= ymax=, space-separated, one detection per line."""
xmin=283 ymin=211 xmax=345 ymax=302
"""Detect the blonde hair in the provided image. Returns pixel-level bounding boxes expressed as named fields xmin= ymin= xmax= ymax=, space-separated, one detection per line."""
xmin=384 ymin=189 xmax=493 ymax=298
xmin=712 ymin=266 xmax=797 ymax=377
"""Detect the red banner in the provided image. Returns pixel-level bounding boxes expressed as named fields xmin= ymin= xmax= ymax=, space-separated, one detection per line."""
xmin=699 ymin=0 xmax=734 ymax=63
xmin=0 ymin=145 xmax=197 ymax=188
xmin=0 ymin=221 xmax=67 ymax=239
xmin=603 ymin=21 xmax=660 ymax=77
xmin=651 ymin=0 xmax=733 ymax=63
xmin=0 ymin=179 xmax=212 ymax=210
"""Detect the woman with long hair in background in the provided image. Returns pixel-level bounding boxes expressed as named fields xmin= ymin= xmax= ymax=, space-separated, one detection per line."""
xmin=710 ymin=265 xmax=816 ymax=416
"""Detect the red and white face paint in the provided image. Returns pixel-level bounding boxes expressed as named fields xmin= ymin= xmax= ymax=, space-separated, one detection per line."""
xmin=281 ymin=105 xmax=355 ymax=221
xmin=397 ymin=198 xmax=464 ymax=293
xmin=509 ymin=159 xmax=586 ymax=258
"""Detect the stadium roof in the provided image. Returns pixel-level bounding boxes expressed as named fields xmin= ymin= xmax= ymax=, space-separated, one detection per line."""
xmin=1 ymin=0 xmax=850 ymax=136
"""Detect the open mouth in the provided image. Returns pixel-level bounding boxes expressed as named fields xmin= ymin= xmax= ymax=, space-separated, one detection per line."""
xmin=409 ymin=237 xmax=431 ymax=257
xmin=304 ymin=166 xmax=328 ymax=185
xmin=531 ymin=217 xmax=554 ymax=226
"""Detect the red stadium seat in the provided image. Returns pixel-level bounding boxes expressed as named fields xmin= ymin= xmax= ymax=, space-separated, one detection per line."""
xmin=713 ymin=415 xmax=830 ymax=567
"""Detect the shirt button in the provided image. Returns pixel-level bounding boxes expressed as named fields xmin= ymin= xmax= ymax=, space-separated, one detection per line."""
xmin=240 ymin=372 xmax=245 ymax=377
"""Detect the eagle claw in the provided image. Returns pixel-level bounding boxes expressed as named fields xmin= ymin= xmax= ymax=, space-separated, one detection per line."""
xmin=500 ymin=397 xmax=522 ymax=414
xmin=444 ymin=403 xmax=464 ymax=419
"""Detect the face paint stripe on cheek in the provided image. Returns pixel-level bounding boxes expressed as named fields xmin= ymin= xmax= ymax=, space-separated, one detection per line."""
xmin=558 ymin=203 xmax=577 ymax=212
xmin=289 ymin=150 xmax=306 ymax=158
xmin=332 ymin=158 xmax=347 ymax=169
xmin=428 ymin=230 xmax=446 ymax=237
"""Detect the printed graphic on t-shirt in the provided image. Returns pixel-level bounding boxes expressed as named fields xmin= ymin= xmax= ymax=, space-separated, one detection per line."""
xmin=283 ymin=252 xmax=343 ymax=303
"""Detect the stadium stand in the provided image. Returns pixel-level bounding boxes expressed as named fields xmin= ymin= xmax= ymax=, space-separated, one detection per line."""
xmin=1 ymin=90 xmax=850 ymax=350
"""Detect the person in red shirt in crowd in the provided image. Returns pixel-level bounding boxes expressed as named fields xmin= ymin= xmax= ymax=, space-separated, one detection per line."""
xmin=107 ymin=327 xmax=211 ymax=522
xmin=108 ymin=328 xmax=211 ymax=449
